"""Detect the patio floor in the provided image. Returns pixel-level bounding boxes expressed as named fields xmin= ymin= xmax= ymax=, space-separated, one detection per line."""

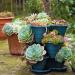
xmin=0 ymin=40 xmax=75 ymax=75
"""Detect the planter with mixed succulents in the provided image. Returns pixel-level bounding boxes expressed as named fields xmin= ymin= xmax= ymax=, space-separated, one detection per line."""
xmin=0 ymin=11 xmax=14 ymax=40
xmin=42 ymin=30 xmax=64 ymax=58
xmin=26 ymin=12 xmax=52 ymax=43
xmin=2 ymin=18 xmax=33 ymax=55
xmin=50 ymin=19 xmax=68 ymax=36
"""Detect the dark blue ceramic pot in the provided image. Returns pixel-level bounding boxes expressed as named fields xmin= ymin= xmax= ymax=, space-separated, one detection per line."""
xmin=49 ymin=58 xmax=67 ymax=72
xmin=31 ymin=26 xmax=46 ymax=43
xmin=31 ymin=57 xmax=51 ymax=74
xmin=45 ymin=42 xmax=63 ymax=58
xmin=47 ymin=25 xmax=67 ymax=36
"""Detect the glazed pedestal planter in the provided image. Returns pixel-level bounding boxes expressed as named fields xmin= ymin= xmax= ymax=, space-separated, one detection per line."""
xmin=8 ymin=34 xmax=27 ymax=55
xmin=48 ymin=25 xmax=67 ymax=36
xmin=45 ymin=42 xmax=63 ymax=58
xmin=0 ymin=17 xmax=14 ymax=40
xmin=31 ymin=56 xmax=51 ymax=74
xmin=31 ymin=26 xmax=46 ymax=44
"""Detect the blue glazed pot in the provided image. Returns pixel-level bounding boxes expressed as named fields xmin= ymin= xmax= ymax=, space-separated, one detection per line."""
xmin=47 ymin=25 xmax=67 ymax=36
xmin=31 ymin=26 xmax=46 ymax=43
xmin=31 ymin=57 xmax=51 ymax=74
xmin=49 ymin=58 xmax=67 ymax=72
xmin=45 ymin=43 xmax=63 ymax=58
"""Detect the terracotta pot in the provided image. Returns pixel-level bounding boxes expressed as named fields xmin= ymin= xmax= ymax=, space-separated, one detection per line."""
xmin=0 ymin=17 xmax=14 ymax=40
xmin=8 ymin=34 xmax=28 ymax=55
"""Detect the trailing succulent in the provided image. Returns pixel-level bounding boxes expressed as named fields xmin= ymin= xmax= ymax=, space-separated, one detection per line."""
xmin=18 ymin=25 xmax=32 ymax=43
xmin=25 ymin=44 xmax=46 ymax=62
xmin=55 ymin=47 xmax=72 ymax=63
xmin=42 ymin=30 xmax=64 ymax=45
xmin=2 ymin=23 xmax=13 ymax=36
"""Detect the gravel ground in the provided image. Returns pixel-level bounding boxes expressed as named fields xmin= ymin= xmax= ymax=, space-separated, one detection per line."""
xmin=0 ymin=40 xmax=75 ymax=75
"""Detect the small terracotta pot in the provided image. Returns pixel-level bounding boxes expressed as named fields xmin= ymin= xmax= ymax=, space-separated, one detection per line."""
xmin=0 ymin=17 xmax=14 ymax=40
xmin=8 ymin=34 xmax=28 ymax=55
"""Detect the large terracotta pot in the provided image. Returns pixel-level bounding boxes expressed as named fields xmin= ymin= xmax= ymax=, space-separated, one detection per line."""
xmin=0 ymin=17 xmax=14 ymax=40
xmin=8 ymin=34 xmax=27 ymax=55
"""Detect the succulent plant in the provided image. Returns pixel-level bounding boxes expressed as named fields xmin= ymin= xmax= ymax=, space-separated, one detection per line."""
xmin=12 ymin=18 xmax=27 ymax=34
xmin=28 ymin=12 xmax=52 ymax=26
xmin=25 ymin=44 xmax=46 ymax=62
xmin=55 ymin=47 xmax=72 ymax=63
xmin=31 ymin=18 xmax=50 ymax=26
xmin=2 ymin=23 xmax=13 ymax=36
xmin=36 ymin=12 xmax=49 ymax=19
xmin=0 ymin=11 xmax=14 ymax=18
xmin=42 ymin=30 xmax=64 ymax=44
xmin=52 ymin=19 xmax=67 ymax=25
xmin=18 ymin=25 xmax=32 ymax=43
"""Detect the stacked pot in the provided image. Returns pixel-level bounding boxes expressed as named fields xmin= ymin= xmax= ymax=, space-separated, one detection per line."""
xmin=27 ymin=12 xmax=68 ymax=74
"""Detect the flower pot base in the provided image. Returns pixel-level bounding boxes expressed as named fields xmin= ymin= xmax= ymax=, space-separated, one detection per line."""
xmin=49 ymin=58 xmax=67 ymax=72
xmin=31 ymin=57 xmax=51 ymax=74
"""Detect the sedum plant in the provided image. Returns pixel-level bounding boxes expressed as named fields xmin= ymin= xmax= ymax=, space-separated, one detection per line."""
xmin=25 ymin=44 xmax=46 ymax=62
xmin=18 ymin=25 xmax=32 ymax=43
xmin=2 ymin=23 xmax=13 ymax=36
xmin=42 ymin=30 xmax=64 ymax=45
xmin=55 ymin=47 xmax=72 ymax=63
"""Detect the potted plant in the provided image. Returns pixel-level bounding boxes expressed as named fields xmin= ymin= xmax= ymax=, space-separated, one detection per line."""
xmin=42 ymin=30 xmax=64 ymax=58
xmin=55 ymin=46 xmax=72 ymax=71
xmin=25 ymin=44 xmax=50 ymax=73
xmin=28 ymin=12 xmax=52 ymax=43
xmin=49 ymin=19 xmax=68 ymax=36
xmin=0 ymin=11 xmax=14 ymax=40
xmin=2 ymin=18 xmax=33 ymax=55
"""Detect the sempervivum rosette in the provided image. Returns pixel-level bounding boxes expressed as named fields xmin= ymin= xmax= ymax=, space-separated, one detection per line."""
xmin=25 ymin=44 xmax=46 ymax=63
xmin=55 ymin=47 xmax=72 ymax=63
xmin=18 ymin=25 xmax=32 ymax=43
xmin=2 ymin=23 xmax=13 ymax=36
xmin=12 ymin=18 xmax=27 ymax=34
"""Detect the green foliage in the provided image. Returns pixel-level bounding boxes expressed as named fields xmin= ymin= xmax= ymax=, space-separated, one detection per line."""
xmin=25 ymin=44 xmax=46 ymax=62
xmin=18 ymin=25 xmax=32 ymax=43
xmin=2 ymin=23 xmax=13 ymax=36
xmin=70 ymin=55 xmax=75 ymax=69
xmin=25 ymin=0 xmax=43 ymax=15
xmin=51 ymin=0 xmax=75 ymax=33
xmin=55 ymin=47 xmax=72 ymax=63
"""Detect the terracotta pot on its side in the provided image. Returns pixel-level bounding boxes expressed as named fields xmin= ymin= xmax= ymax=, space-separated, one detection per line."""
xmin=8 ymin=34 xmax=28 ymax=55
xmin=0 ymin=17 xmax=14 ymax=40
